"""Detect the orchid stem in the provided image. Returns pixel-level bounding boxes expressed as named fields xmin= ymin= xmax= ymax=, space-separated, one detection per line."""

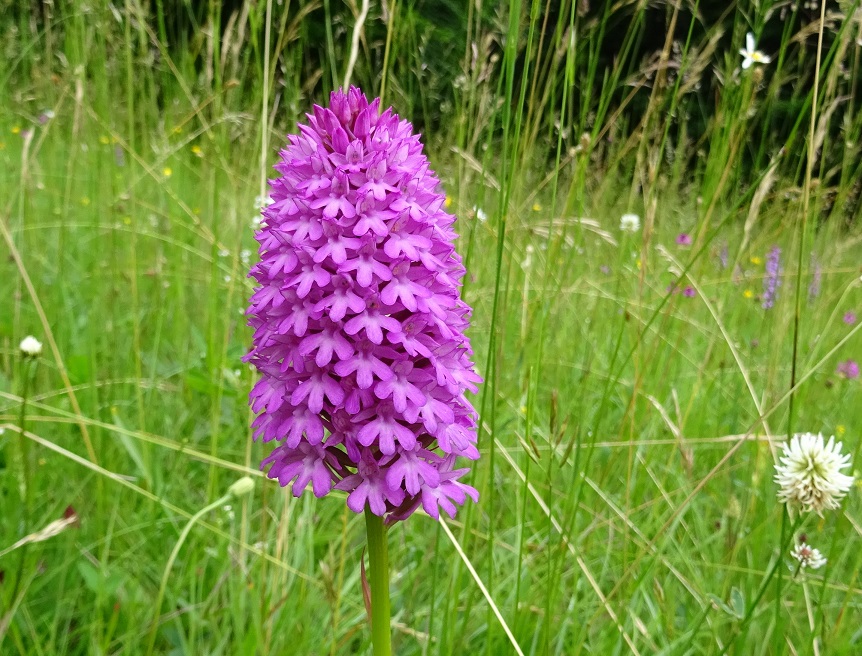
xmin=365 ymin=508 xmax=392 ymax=656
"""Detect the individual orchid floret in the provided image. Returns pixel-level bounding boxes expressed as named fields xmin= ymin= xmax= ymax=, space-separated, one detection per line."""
xmin=245 ymin=87 xmax=481 ymax=522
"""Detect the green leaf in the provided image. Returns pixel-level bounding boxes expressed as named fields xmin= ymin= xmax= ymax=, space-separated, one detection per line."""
xmin=730 ymin=587 xmax=745 ymax=619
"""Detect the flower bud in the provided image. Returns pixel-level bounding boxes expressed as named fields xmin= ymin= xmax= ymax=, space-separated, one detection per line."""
xmin=19 ymin=336 xmax=43 ymax=357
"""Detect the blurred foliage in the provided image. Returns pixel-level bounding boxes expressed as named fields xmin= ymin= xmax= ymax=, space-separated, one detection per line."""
xmin=2 ymin=0 xmax=862 ymax=220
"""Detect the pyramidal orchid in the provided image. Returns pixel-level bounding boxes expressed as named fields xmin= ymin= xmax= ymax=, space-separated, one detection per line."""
xmin=246 ymin=88 xmax=483 ymax=653
xmin=245 ymin=87 xmax=481 ymax=527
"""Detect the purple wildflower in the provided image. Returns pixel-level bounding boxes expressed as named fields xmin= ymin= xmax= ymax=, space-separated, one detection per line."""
xmin=844 ymin=312 xmax=857 ymax=325
xmin=808 ymin=253 xmax=821 ymax=300
xmin=245 ymin=87 xmax=481 ymax=522
xmin=762 ymin=246 xmax=781 ymax=310
xmin=676 ymin=233 xmax=692 ymax=246
xmin=682 ymin=286 xmax=696 ymax=298
xmin=837 ymin=360 xmax=859 ymax=380
xmin=718 ymin=242 xmax=729 ymax=270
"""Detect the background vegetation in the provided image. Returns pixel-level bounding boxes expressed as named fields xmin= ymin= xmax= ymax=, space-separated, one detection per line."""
xmin=1 ymin=0 xmax=861 ymax=653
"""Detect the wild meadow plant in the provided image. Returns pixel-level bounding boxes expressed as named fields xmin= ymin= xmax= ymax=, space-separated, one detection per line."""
xmin=245 ymin=87 xmax=481 ymax=652
xmin=3 ymin=1 xmax=862 ymax=653
xmin=773 ymin=431 xmax=854 ymax=610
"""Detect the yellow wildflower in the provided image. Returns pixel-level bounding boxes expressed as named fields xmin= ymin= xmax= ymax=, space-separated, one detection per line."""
xmin=836 ymin=425 xmax=846 ymax=437
xmin=444 ymin=196 xmax=452 ymax=208
xmin=750 ymin=256 xmax=762 ymax=265
xmin=191 ymin=144 xmax=202 ymax=156
xmin=532 ymin=203 xmax=542 ymax=212
xmin=99 ymin=135 xmax=110 ymax=145
xmin=743 ymin=289 xmax=753 ymax=299
xmin=163 ymin=167 xmax=172 ymax=177
xmin=11 ymin=126 xmax=21 ymax=135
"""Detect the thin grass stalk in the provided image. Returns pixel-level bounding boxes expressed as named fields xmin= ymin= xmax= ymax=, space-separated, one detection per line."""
xmin=379 ymin=0 xmax=397 ymax=105
xmin=344 ymin=0 xmax=371 ymax=89
xmin=145 ymin=492 xmax=235 ymax=656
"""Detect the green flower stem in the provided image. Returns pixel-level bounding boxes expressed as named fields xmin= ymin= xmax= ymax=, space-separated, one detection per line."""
xmin=145 ymin=492 xmax=232 ymax=656
xmin=8 ymin=358 xmax=36 ymax=616
xmin=18 ymin=359 xmax=35 ymax=516
xmin=365 ymin=508 xmax=392 ymax=656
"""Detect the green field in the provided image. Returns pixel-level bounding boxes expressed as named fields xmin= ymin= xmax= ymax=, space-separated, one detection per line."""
xmin=2 ymin=1 xmax=862 ymax=654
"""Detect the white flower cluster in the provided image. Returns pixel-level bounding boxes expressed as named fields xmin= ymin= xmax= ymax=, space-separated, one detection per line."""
xmin=774 ymin=432 xmax=854 ymax=516
xmin=791 ymin=543 xmax=826 ymax=570
xmin=775 ymin=432 xmax=855 ymax=573
xmin=619 ymin=213 xmax=640 ymax=233
xmin=19 ymin=336 xmax=43 ymax=357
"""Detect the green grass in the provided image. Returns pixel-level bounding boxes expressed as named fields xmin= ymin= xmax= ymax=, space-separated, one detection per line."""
xmin=2 ymin=1 xmax=862 ymax=654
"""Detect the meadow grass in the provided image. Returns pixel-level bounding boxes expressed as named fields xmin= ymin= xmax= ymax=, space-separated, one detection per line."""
xmin=1 ymin=1 xmax=862 ymax=654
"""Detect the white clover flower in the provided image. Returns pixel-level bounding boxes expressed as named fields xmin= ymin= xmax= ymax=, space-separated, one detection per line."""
xmin=619 ymin=213 xmax=641 ymax=232
xmin=740 ymin=32 xmax=771 ymax=69
xmin=473 ymin=205 xmax=488 ymax=222
xmin=19 ymin=336 xmax=43 ymax=357
xmin=775 ymin=432 xmax=854 ymax=515
xmin=791 ymin=543 xmax=826 ymax=570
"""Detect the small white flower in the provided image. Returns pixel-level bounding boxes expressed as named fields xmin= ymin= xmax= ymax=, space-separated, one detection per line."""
xmin=19 ymin=336 xmax=43 ymax=357
xmin=740 ymin=32 xmax=771 ymax=69
xmin=218 ymin=248 xmax=230 ymax=258
xmin=473 ymin=206 xmax=488 ymax=222
xmin=619 ymin=213 xmax=641 ymax=232
xmin=254 ymin=195 xmax=273 ymax=210
xmin=521 ymin=244 xmax=534 ymax=270
xmin=240 ymin=249 xmax=252 ymax=264
xmin=775 ymin=432 xmax=854 ymax=515
xmin=791 ymin=543 xmax=826 ymax=570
